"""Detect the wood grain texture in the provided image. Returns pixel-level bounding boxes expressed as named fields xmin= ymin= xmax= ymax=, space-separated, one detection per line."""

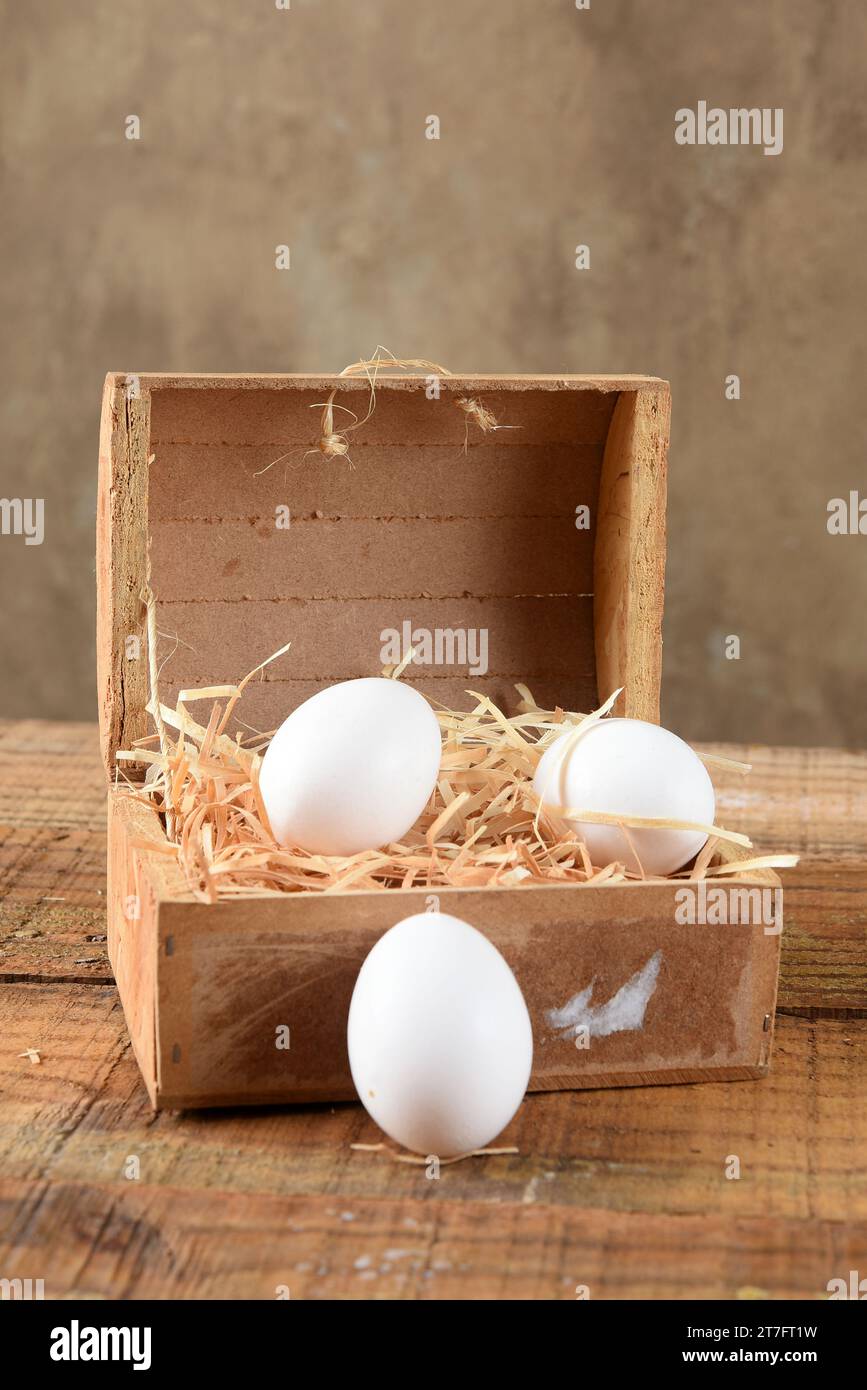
xmin=2 ymin=988 xmax=863 ymax=1221
xmin=147 ymin=441 xmax=607 ymax=521
xmin=1 ymin=1179 xmax=864 ymax=1301
xmin=594 ymin=385 xmax=670 ymax=722
xmin=154 ymin=595 xmax=598 ymax=707
xmin=706 ymin=742 xmax=867 ymax=1020
xmin=128 ymin=372 xmax=666 ymax=393
xmin=149 ymin=517 xmax=596 ymax=601
xmin=0 ymin=720 xmax=108 ymax=982
xmin=0 ymin=984 xmax=863 ymax=1299
xmin=96 ymin=376 xmax=151 ymax=776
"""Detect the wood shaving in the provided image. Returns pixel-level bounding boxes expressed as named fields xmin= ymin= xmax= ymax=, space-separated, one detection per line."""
xmin=454 ymin=395 xmax=518 ymax=450
xmin=256 ymin=347 xmax=516 ymax=472
xmin=349 ymin=1141 xmax=519 ymax=1166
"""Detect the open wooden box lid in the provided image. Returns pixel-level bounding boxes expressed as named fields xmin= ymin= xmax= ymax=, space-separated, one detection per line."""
xmin=97 ymin=373 xmax=670 ymax=779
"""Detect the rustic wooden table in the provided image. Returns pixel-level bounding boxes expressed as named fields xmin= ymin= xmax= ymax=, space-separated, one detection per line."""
xmin=0 ymin=720 xmax=865 ymax=1301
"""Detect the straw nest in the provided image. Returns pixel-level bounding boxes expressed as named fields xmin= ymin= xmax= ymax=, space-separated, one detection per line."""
xmin=116 ymin=629 xmax=798 ymax=904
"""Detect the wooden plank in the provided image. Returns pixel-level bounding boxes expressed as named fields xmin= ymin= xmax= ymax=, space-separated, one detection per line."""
xmin=0 ymin=720 xmax=109 ymax=981
xmin=701 ymin=742 xmax=867 ymax=856
xmin=594 ymin=386 xmax=670 ymax=723
xmin=151 ymin=595 xmax=598 ymax=728
xmin=0 ymin=825 xmax=104 ymax=906
xmin=156 ymin=596 xmax=596 ymax=678
xmin=134 ymin=371 xmax=666 ymax=395
xmin=0 ymin=902 xmax=109 ymax=984
xmin=774 ymin=859 xmax=867 ymax=1018
xmin=0 ymin=719 xmax=105 ymax=831
xmin=149 ymin=374 xmax=614 ymax=462
xmin=96 ymin=377 xmax=151 ymax=775
xmin=147 ymin=441 xmax=609 ymax=522
xmin=707 ymin=743 xmax=867 ymax=1019
xmin=1 ymin=1179 xmax=863 ymax=1301
xmin=149 ymin=516 xmax=595 ymax=601
xmin=107 ymin=797 xmax=179 ymax=1107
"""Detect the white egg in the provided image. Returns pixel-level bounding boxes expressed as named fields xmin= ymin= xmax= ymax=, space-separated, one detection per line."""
xmin=259 ymin=678 xmax=441 ymax=856
xmin=533 ymin=717 xmax=715 ymax=876
xmin=347 ymin=911 xmax=533 ymax=1157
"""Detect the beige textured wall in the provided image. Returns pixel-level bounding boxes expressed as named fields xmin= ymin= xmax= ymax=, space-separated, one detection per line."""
xmin=1 ymin=0 xmax=865 ymax=747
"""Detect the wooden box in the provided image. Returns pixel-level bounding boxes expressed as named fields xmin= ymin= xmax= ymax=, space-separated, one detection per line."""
xmin=97 ymin=372 xmax=781 ymax=1110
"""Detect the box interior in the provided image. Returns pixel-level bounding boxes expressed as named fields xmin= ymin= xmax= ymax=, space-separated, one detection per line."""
xmin=146 ymin=382 xmax=620 ymax=734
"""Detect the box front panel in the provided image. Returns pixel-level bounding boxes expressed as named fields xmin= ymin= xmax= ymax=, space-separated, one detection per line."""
xmin=154 ymin=885 xmax=780 ymax=1108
